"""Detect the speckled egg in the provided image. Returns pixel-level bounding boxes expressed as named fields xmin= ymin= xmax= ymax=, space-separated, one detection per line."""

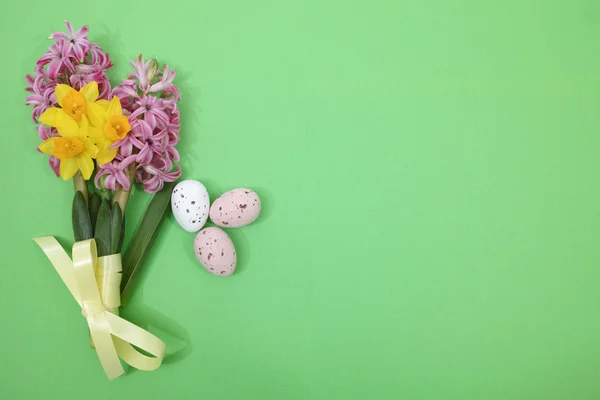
xmin=209 ymin=188 xmax=261 ymax=228
xmin=171 ymin=180 xmax=210 ymax=232
xmin=194 ymin=227 xmax=237 ymax=276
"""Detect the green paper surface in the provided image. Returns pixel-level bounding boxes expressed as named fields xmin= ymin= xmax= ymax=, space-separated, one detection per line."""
xmin=2 ymin=1 xmax=600 ymax=398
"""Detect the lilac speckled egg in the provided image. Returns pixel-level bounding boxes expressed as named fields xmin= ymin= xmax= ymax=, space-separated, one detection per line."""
xmin=194 ymin=227 xmax=237 ymax=276
xmin=209 ymin=188 xmax=261 ymax=228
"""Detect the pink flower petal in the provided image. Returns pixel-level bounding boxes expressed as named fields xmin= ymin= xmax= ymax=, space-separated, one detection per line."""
xmin=64 ymin=20 xmax=75 ymax=36
xmin=76 ymin=24 xmax=89 ymax=39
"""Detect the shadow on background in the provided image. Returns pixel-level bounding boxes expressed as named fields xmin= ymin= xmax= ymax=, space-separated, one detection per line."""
xmin=121 ymin=299 xmax=193 ymax=374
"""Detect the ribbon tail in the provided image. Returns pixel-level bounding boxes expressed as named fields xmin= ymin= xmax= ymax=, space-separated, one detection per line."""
xmin=89 ymin=313 xmax=125 ymax=380
xmin=106 ymin=313 xmax=166 ymax=371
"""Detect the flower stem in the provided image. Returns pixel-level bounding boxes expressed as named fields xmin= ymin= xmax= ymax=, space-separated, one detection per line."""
xmin=73 ymin=171 xmax=90 ymax=348
xmin=73 ymin=171 xmax=88 ymax=204
xmin=113 ymin=163 xmax=136 ymax=215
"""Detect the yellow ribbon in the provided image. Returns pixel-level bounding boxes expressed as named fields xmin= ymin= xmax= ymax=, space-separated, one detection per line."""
xmin=34 ymin=236 xmax=166 ymax=380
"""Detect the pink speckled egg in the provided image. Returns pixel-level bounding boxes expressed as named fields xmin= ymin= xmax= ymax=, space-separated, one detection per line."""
xmin=209 ymin=188 xmax=261 ymax=228
xmin=194 ymin=227 xmax=237 ymax=276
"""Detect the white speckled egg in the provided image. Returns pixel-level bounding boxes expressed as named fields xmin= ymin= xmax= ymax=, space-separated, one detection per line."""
xmin=171 ymin=180 xmax=210 ymax=232
xmin=209 ymin=188 xmax=261 ymax=228
xmin=194 ymin=227 xmax=237 ymax=276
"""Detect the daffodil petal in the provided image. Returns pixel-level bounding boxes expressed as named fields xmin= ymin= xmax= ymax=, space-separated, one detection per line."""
xmin=55 ymin=84 xmax=73 ymax=108
xmin=55 ymin=112 xmax=81 ymax=138
xmin=87 ymin=125 xmax=105 ymax=143
xmin=80 ymin=114 xmax=89 ymax=131
xmin=107 ymin=96 xmax=122 ymax=118
xmin=80 ymin=116 xmax=98 ymax=143
xmin=95 ymin=99 xmax=110 ymax=110
xmin=78 ymin=154 xmax=95 ymax=180
xmin=38 ymin=138 xmax=56 ymax=154
xmin=59 ymin=157 xmax=79 ymax=180
xmin=96 ymin=147 xmax=118 ymax=165
xmin=80 ymin=81 xmax=99 ymax=103
xmin=39 ymin=108 xmax=62 ymax=127
xmin=83 ymin=138 xmax=99 ymax=158
xmin=87 ymin=102 xmax=107 ymax=128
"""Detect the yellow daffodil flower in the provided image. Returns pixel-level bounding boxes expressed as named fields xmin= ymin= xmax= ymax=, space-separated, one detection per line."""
xmin=81 ymin=115 xmax=117 ymax=166
xmin=39 ymin=112 xmax=99 ymax=180
xmin=40 ymin=81 xmax=105 ymax=126
xmin=85 ymin=96 xmax=131 ymax=165
xmin=103 ymin=96 xmax=131 ymax=141
xmin=39 ymin=81 xmax=130 ymax=168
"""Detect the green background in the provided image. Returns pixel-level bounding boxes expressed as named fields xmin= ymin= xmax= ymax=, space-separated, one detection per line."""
xmin=1 ymin=1 xmax=600 ymax=398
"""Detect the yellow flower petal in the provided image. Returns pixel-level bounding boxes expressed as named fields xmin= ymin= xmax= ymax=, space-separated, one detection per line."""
xmin=81 ymin=115 xmax=98 ymax=140
xmin=86 ymin=125 xmax=105 ymax=144
xmin=55 ymin=84 xmax=73 ymax=108
xmin=80 ymin=81 xmax=99 ymax=104
xmin=107 ymin=96 xmax=122 ymax=118
xmin=55 ymin=112 xmax=81 ymax=138
xmin=87 ymin=102 xmax=107 ymax=128
xmin=77 ymin=154 xmax=95 ymax=180
xmin=39 ymin=108 xmax=62 ymax=127
xmin=96 ymin=146 xmax=118 ymax=165
xmin=83 ymin=138 xmax=99 ymax=158
xmin=38 ymin=137 xmax=56 ymax=154
xmin=95 ymin=99 xmax=110 ymax=110
xmin=80 ymin=114 xmax=89 ymax=130
xmin=59 ymin=157 xmax=79 ymax=180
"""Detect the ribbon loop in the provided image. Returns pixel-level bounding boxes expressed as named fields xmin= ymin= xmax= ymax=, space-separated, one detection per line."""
xmin=33 ymin=236 xmax=166 ymax=380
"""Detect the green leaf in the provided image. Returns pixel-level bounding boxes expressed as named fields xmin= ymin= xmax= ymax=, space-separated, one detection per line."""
xmin=121 ymin=181 xmax=174 ymax=305
xmin=95 ymin=199 xmax=112 ymax=257
xmin=118 ymin=216 xmax=126 ymax=254
xmin=72 ymin=191 xmax=93 ymax=242
xmin=109 ymin=203 xmax=122 ymax=255
xmin=89 ymin=192 xmax=101 ymax=234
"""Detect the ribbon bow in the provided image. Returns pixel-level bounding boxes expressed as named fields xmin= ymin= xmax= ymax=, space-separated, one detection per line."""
xmin=34 ymin=236 xmax=166 ymax=380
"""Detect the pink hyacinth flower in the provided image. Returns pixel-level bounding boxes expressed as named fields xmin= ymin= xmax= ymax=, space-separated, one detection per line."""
xmin=89 ymin=44 xmax=113 ymax=70
xmin=69 ymin=69 xmax=111 ymax=98
xmin=129 ymin=95 xmax=170 ymax=129
xmin=136 ymin=155 xmax=182 ymax=193
xmin=36 ymin=41 xmax=76 ymax=80
xmin=37 ymin=124 xmax=58 ymax=141
xmin=95 ymin=161 xmax=132 ymax=191
xmin=49 ymin=21 xmax=92 ymax=61
xmin=149 ymin=64 xmax=177 ymax=95
xmin=97 ymin=56 xmax=182 ymax=193
xmin=25 ymin=80 xmax=56 ymax=123
xmin=163 ymin=104 xmax=181 ymax=146
xmin=48 ymin=156 xmax=61 ymax=177
xmin=112 ymin=79 xmax=140 ymax=112
xmin=128 ymin=119 xmax=169 ymax=165
xmin=129 ymin=55 xmax=157 ymax=92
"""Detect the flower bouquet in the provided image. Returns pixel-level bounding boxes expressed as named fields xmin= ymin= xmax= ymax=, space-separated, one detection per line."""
xmin=26 ymin=21 xmax=182 ymax=379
